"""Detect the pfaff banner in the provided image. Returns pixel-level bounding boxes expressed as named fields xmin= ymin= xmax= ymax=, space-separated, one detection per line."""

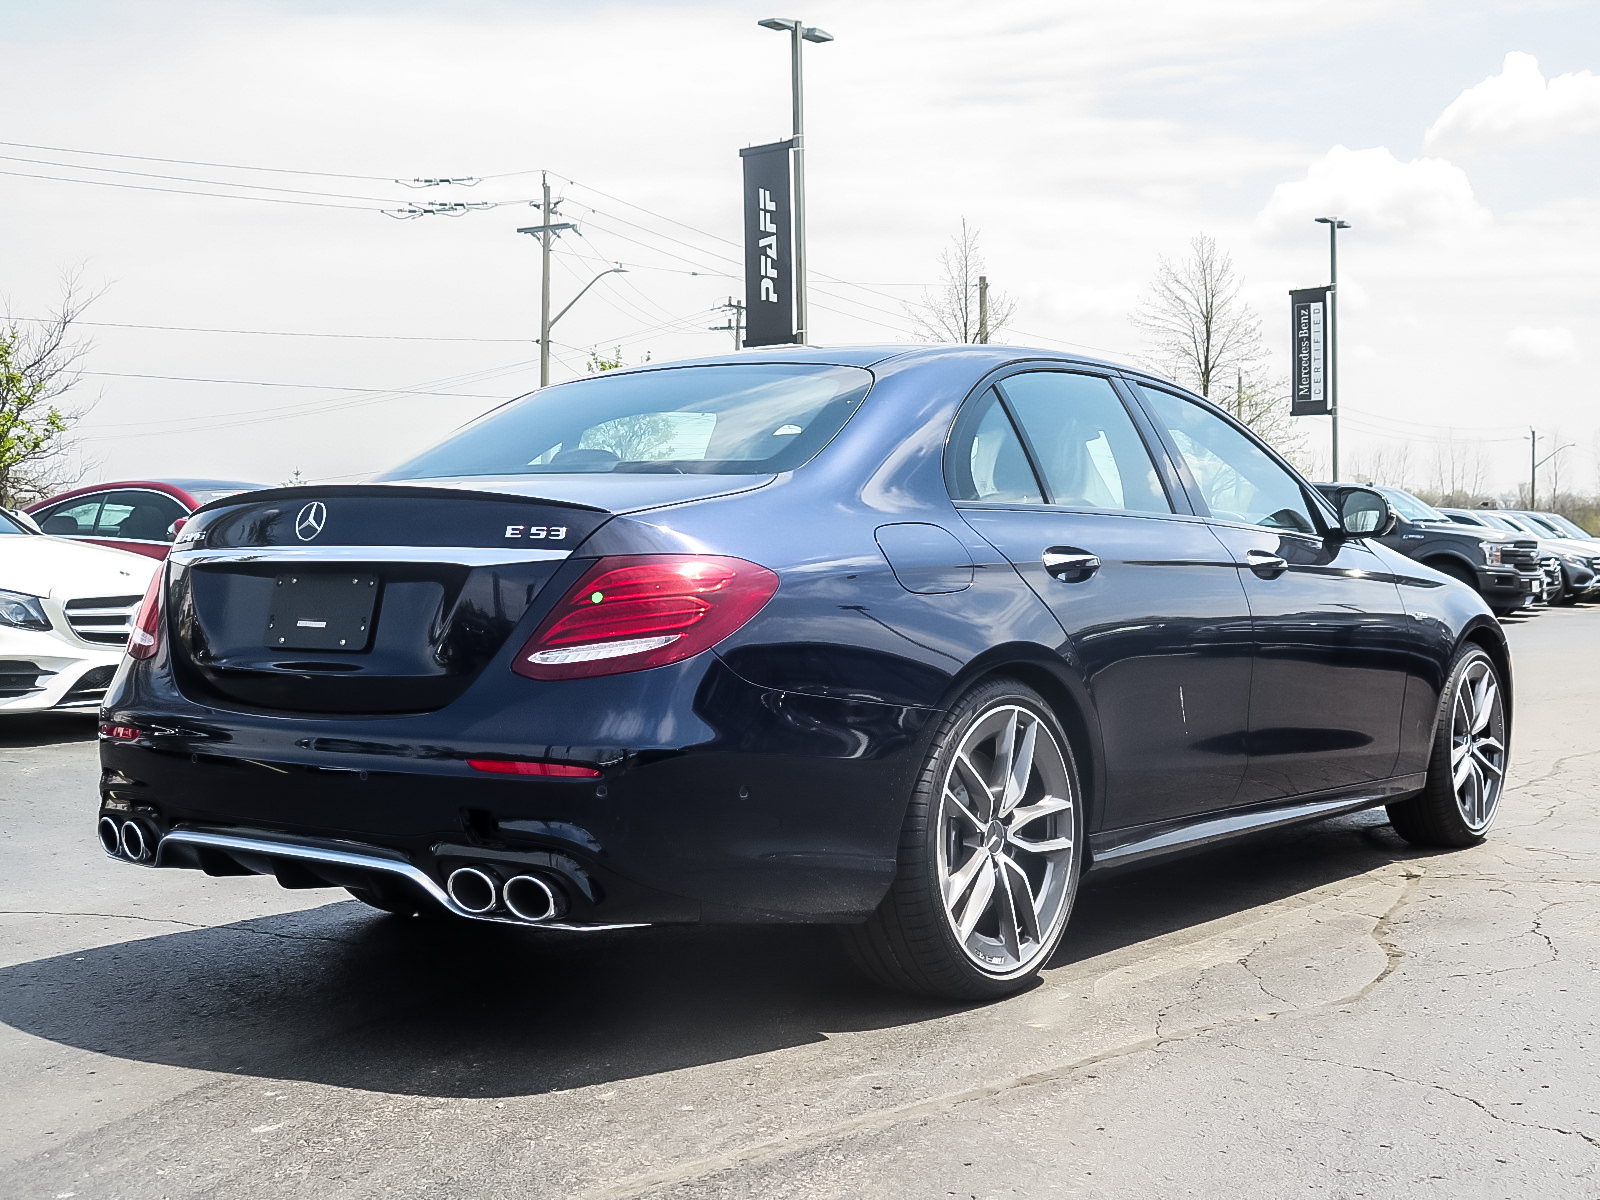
xmin=740 ymin=139 xmax=796 ymax=347
xmin=1289 ymin=286 xmax=1331 ymax=416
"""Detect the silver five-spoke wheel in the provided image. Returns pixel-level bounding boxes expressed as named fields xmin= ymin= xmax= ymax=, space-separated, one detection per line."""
xmin=938 ymin=704 xmax=1075 ymax=975
xmin=843 ymin=680 xmax=1083 ymax=999
xmin=1449 ymin=654 xmax=1505 ymax=832
xmin=1388 ymin=645 xmax=1509 ymax=848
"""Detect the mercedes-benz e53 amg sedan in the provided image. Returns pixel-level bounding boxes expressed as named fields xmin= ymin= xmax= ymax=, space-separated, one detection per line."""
xmin=98 ymin=346 xmax=1511 ymax=998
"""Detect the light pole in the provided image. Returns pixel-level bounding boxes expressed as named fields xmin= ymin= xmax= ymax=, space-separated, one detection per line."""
xmin=758 ymin=16 xmax=832 ymax=345
xmin=1315 ymin=216 xmax=1350 ymax=481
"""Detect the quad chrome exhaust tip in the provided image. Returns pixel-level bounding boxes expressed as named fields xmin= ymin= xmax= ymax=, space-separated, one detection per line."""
xmin=503 ymin=874 xmax=569 ymax=923
xmin=98 ymin=816 xmax=123 ymax=858
xmin=445 ymin=866 xmax=499 ymax=914
xmin=119 ymin=819 xmax=154 ymax=863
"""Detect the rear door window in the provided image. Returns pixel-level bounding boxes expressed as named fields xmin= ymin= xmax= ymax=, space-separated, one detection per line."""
xmin=999 ymin=373 xmax=1171 ymax=514
xmin=95 ymin=491 xmax=187 ymax=542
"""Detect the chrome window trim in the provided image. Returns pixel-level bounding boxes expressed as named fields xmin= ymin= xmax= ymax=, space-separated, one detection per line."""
xmin=170 ymin=545 xmax=572 ymax=567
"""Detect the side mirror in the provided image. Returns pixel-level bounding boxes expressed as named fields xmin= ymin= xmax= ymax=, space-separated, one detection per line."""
xmin=1335 ymin=487 xmax=1395 ymax=538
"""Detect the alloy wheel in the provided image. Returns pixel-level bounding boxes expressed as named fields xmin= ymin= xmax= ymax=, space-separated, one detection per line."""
xmin=1450 ymin=657 xmax=1506 ymax=832
xmin=936 ymin=704 xmax=1076 ymax=975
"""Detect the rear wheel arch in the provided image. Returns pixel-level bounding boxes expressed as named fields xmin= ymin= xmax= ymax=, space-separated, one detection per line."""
xmin=929 ymin=647 xmax=1103 ymax=837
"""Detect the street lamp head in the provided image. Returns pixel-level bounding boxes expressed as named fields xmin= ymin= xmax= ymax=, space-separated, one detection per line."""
xmin=1315 ymin=216 xmax=1352 ymax=229
xmin=758 ymin=17 xmax=799 ymax=31
xmin=802 ymin=26 xmax=833 ymax=42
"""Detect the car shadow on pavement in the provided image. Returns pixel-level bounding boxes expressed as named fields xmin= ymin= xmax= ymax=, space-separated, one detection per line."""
xmin=0 ymin=712 xmax=97 ymax=748
xmin=0 ymin=809 xmax=1447 ymax=1100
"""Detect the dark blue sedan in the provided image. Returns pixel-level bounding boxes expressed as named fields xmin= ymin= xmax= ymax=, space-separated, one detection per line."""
xmin=98 ymin=346 xmax=1510 ymax=999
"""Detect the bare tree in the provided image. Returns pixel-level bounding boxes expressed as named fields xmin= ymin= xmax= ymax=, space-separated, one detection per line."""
xmin=0 ymin=279 xmax=97 ymax=506
xmin=1133 ymin=235 xmax=1307 ymax=457
xmin=1133 ymin=235 xmax=1266 ymax=395
xmin=912 ymin=219 xmax=1016 ymax=343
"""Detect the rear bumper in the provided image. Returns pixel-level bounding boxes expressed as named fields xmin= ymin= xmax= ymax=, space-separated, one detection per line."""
xmin=98 ymin=655 xmax=935 ymax=925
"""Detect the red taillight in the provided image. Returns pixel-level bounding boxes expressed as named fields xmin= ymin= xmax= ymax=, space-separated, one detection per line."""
xmin=127 ymin=569 xmax=164 ymax=661
xmin=98 ymin=723 xmax=142 ymax=740
xmin=512 ymin=554 xmax=779 ymax=681
xmin=467 ymin=759 xmax=601 ymax=778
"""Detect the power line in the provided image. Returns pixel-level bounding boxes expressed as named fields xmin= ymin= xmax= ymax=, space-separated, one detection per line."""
xmin=4 ymin=315 xmax=531 ymax=343
xmin=82 ymin=371 xmax=505 ymax=396
xmin=0 ymin=152 xmax=405 ymax=204
xmin=0 ymin=167 xmax=387 ymax=211
xmin=0 ymin=138 xmax=409 ymax=182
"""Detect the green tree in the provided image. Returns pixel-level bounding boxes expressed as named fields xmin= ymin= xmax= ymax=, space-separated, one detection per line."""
xmin=0 ymin=283 xmax=94 ymax=506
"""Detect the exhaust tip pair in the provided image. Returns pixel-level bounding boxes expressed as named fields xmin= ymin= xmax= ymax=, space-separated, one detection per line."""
xmin=100 ymin=815 xmax=155 ymax=862
xmin=445 ymin=866 xmax=568 ymax=923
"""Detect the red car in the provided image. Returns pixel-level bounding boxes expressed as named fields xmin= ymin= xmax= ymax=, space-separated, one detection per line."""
xmin=28 ymin=478 xmax=267 ymax=560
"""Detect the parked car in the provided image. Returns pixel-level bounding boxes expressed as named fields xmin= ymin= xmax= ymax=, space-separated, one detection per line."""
xmin=28 ymin=478 xmax=266 ymax=559
xmin=1518 ymin=510 xmax=1600 ymax=547
xmin=0 ymin=505 xmax=157 ymax=712
xmin=1443 ymin=509 xmax=1598 ymax=604
xmin=97 ymin=347 xmax=1511 ymax=999
xmin=1498 ymin=511 xmax=1600 ymax=603
xmin=1314 ymin=485 xmax=1542 ymax=615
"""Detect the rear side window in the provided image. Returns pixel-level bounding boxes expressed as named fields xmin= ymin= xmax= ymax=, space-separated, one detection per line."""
xmin=1000 ymin=373 xmax=1171 ymax=513
xmin=38 ymin=496 xmax=103 ymax=536
xmin=946 ymin=389 xmax=1044 ymax=504
xmin=384 ymin=363 xmax=873 ymax=478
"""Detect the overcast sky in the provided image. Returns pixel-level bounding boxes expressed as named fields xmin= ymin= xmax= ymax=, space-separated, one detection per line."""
xmin=3 ymin=0 xmax=1597 ymax=496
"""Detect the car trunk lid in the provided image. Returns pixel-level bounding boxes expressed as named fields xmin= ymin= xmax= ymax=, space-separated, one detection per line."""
xmin=165 ymin=485 xmax=610 ymax=714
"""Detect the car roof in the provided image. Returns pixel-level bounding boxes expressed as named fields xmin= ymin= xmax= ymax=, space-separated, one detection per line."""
xmin=560 ymin=342 xmax=1129 ymax=377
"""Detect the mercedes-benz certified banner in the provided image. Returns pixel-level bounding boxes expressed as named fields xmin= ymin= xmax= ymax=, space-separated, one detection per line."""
xmin=740 ymin=139 xmax=797 ymax=347
xmin=1289 ymin=286 xmax=1331 ymax=416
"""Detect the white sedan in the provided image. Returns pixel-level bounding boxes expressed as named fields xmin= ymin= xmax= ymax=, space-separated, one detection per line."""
xmin=0 ymin=506 xmax=156 ymax=713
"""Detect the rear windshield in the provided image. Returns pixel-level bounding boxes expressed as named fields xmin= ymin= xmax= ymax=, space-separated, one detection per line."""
xmin=383 ymin=363 xmax=874 ymax=479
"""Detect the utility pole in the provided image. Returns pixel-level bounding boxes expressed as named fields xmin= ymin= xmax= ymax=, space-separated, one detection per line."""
xmin=759 ymin=17 xmax=833 ymax=345
xmin=516 ymin=172 xmax=577 ymax=387
xmin=1528 ymin=428 xmax=1575 ymax=509
xmin=1315 ymin=216 xmax=1350 ymax=481
xmin=710 ymin=297 xmax=746 ymax=349
xmin=977 ymin=275 xmax=989 ymax=344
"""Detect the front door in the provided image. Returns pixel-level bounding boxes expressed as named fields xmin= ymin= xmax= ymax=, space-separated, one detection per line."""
xmin=1132 ymin=383 xmax=1411 ymax=803
xmin=948 ymin=372 xmax=1254 ymax=832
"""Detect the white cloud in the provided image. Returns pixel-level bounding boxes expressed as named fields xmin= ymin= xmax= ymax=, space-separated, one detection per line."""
xmin=1425 ymin=52 xmax=1600 ymax=154
xmin=1506 ymin=325 xmax=1579 ymax=364
xmin=1255 ymin=145 xmax=1488 ymax=240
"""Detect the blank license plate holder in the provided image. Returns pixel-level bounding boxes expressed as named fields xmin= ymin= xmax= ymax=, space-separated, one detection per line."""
xmin=266 ymin=573 xmax=379 ymax=651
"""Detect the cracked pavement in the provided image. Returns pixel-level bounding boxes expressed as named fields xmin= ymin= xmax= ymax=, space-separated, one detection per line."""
xmin=1 ymin=608 xmax=1598 ymax=1198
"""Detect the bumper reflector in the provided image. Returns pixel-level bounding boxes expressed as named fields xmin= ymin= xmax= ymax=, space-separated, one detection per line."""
xmin=467 ymin=758 xmax=601 ymax=779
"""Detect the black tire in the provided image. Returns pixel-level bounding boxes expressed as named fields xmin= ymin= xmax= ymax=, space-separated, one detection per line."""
xmin=1387 ymin=644 xmax=1508 ymax=848
xmin=840 ymin=678 xmax=1084 ymax=1000
xmin=1552 ymin=567 xmax=1579 ymax=606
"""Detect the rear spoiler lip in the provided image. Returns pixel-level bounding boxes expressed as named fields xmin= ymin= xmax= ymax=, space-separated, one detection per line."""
xmin=187 ymin=482 xmax=610 ymax=519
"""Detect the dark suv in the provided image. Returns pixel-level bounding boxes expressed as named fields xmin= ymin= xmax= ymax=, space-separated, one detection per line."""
xmin=1314 ymin=484 xmax=1541 ymax=615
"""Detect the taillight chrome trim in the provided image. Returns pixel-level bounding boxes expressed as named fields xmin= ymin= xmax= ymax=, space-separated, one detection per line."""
xmin=169 ymin=546 xmax=572 ymax=568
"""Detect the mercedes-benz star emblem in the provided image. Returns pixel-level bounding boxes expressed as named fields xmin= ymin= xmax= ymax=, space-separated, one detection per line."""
xmin=294 ymin=501 xmax=327 ymax=542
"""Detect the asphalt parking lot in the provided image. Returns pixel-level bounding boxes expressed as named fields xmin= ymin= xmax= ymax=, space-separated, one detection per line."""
xmin=2 ymin=606 xmax=1598 ymax=1199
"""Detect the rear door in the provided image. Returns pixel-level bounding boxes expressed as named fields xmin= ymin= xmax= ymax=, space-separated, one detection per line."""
xmin=949 ymin=370 xmax=1254 ymax=831
xmin=1131 ymin=382 xmax=1411 ymax=803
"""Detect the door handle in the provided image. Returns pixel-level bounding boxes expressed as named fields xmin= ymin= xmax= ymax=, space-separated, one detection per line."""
xmin=1042 ymin=549 xmax=1101 ymax=581
xmin=1242 ymin=549 xmax=1288 ymax=576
